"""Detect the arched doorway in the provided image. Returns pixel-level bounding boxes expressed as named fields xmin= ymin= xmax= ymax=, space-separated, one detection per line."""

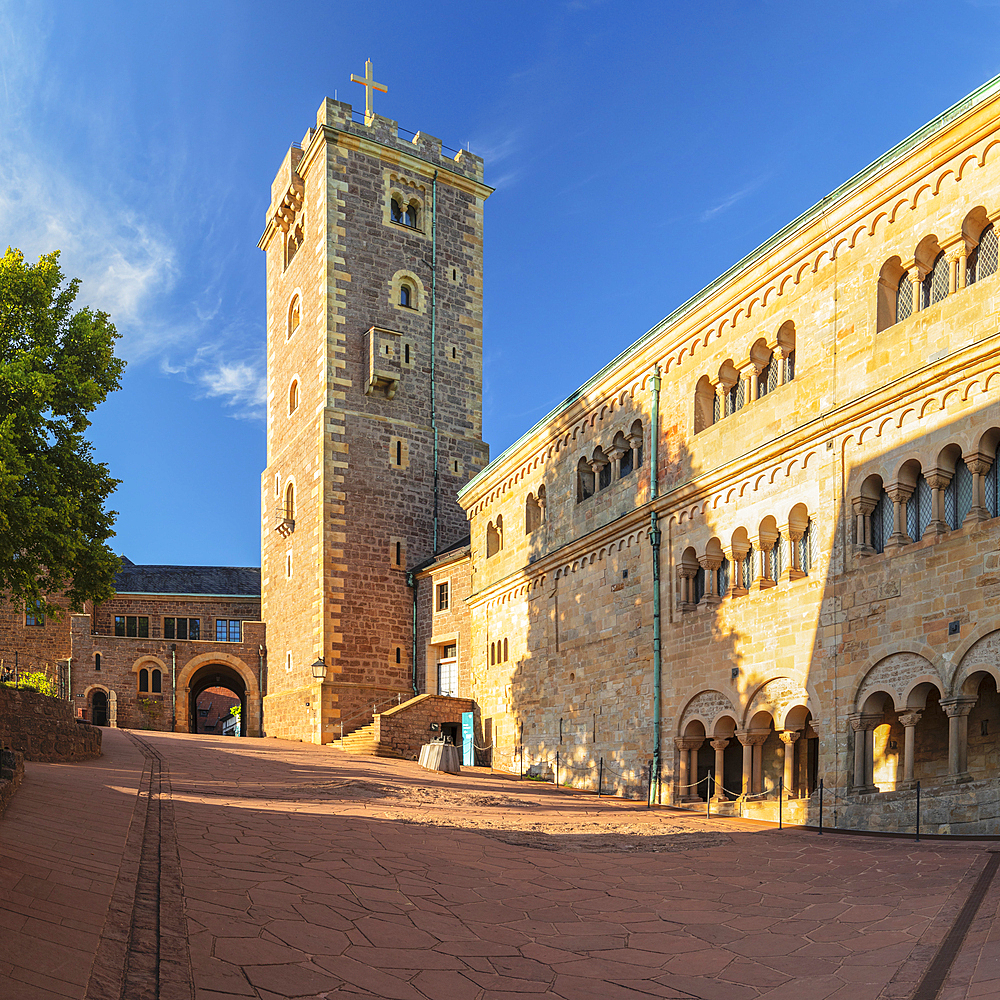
xmin=92 ymin=690 xmax=109 ymax=727
xmin=187 ymin=663 xmax=248 ymax=737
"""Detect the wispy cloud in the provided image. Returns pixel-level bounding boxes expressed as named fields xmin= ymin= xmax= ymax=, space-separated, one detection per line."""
xmin=700 ymin=175 xmax=771 ymax=222
xmin=161 ymin=346 xmax=266 ymax=420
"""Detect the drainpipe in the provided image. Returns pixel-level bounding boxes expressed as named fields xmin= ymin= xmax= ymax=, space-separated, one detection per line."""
xmin=170 ymin=644 xmax=177 ymax=731
xmin=408 ymin=572 xmax=419 ymax=696
xmin=258 ymin=644 xmax=265 ymax=737
xmin=649 ymin=365 xmax=662 ymax=802
xmin=431 ymin=169 xmax=439 ymax=554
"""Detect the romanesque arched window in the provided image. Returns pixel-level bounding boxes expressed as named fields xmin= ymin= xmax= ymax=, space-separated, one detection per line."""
xmin=772 ymin=532 xmax=784 ymax=580
xmin=525 ymin=491 xmax=543 ymax=533
xmin=503 ymin=638 xmax=508 ymax=662
xmin=799 ymin=519 xmax=814 ymax=574
xmin=694 ymin=376 xmax=714 ymax=432
xmin=288 ymin=296 xmax=301 ymax=339
xmin=152 ymin=669 xmax=162 ymax=694
xmin=758 ymin=352 xmax=777 ymax=398
xmin=693 ymin=565 xmax=705 ymax=603
xmin=594 ymin=447 xmax=611 ymax=490
xmin=742 ymin=545 xmax=755 ymax=588
xmin=284 ymin=482 xmax=295 ymax=521
xmin=631 ymin=420 xmax=644 ymax=468
xmin=486 ymin=516 xmax=502 ymax=557
xmin=987 ymin=437 xmax=1000 ymax=518
xmin=945 ymin=457 xmax=974 ymax=530
xmin=896 ymin=270 xmax=913 ymax=324
xmin=727 ymin=380 xmax=744 ymax=416
xmin=138 ymin=668 xmax=149 ymax=693
xmin=391 ymin=198 xmax=404 ymax=223
xmin=405 ymin=203 xmax=418 ymax=228
xmin=577 ymin=456 xmax=595 ymax=501
xmin=871 ymin=487 xmax=892 ymax=554
xmin=400 ymin=284 xmax=412 ymax=308
xmin=969 ymin=224 xmax=998 ymax=285
xmin=490 ymin=642 xmax=496 ymax=665
xmin=922 ymin=251 xmax=950 ymax=308
xmin=288 ymin=379 xmax=299 ymax=415
xmin=716 ymin=558 xmax=729 ymax=597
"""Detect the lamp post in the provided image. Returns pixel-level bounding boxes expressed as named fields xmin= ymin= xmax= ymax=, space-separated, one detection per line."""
xmin=311 ymin=658 xmax=327 ymax=744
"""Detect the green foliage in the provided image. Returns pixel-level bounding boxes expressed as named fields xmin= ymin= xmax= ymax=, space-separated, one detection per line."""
xmin=5 ymin=670 xmax=58 ymax=697
xmin=0 ymin=248 xmax=125 ymax=615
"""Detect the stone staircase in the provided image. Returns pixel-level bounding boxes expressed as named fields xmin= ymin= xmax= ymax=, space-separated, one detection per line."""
xmin=328 ymin=722 xmax=379 ymax=755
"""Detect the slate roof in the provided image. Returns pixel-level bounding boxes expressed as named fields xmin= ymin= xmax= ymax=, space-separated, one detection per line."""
xmin=114 ymin=557 xmax=261 ymax=597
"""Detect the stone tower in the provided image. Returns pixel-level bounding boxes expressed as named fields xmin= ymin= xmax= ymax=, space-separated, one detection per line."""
xmin=258 ymin=96 xmax=491 ymax=742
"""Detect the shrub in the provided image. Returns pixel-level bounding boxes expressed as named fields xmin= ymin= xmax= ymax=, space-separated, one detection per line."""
xmin=9 ymin=671 xmax=58 ymax=697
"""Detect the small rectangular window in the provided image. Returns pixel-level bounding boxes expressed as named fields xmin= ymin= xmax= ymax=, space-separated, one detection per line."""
xmin=442 ymin=643 xmax=457 ymax=659
xmin=437 ymin=582 xmax=450 ymax=611
xmin=115 ymin=616 xmax=125 ymax=636
xmin=228 ymin=620 xmax=241 ymax=642
xmin=25 ymin=601 xmax=45 ymax=627
xmin=164 ymin=617 xmax=198 ymax=641
xmin=123 ymin=616 xmax=148 ymax=638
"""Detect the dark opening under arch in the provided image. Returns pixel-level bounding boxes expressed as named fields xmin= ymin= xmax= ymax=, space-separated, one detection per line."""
xmin=186 ymin=662 xmax=248 ymax=737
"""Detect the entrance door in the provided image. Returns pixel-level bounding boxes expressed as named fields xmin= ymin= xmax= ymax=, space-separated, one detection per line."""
xmin=92 ymin=691 xmax=109 ymax=727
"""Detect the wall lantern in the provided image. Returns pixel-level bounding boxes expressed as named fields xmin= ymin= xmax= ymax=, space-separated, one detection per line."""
xmin=311 ymin=657 xmax=328 ymax=682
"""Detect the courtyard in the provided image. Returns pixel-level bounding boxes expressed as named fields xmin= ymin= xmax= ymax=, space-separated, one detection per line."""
xmin=1 ymin=731 xmax=999 ymax=1000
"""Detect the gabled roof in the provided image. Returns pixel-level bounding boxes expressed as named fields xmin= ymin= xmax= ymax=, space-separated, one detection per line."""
xmin=114 ymin=557 xmax=261 ymax=597
xmin=460 ymin=71 xmax=1000 ymax=502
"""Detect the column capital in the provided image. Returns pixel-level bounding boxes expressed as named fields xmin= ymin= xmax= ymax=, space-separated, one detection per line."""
xmin=710 ymin=738 xmax=730 ymax=751
xmin=849 ymin=712 xmax=883 ymax=732
xmin=675 ymin=736 xmax=705 ymax=751
xmin=606 ymin=447 xmax=624 ymax=463
xmin=885 ymin=482 xmax=914 ymax=503
xmin=852 ymin=495 xmax=877 ymax=517
xmin=924 ymin=467 xmax=953 ymax=491
xmin=736 ymin=730 xmax=769 ymax=747
xmin=940 ymin=697 xmax=977 ymax=718
xmin=898 ymin=711 xmax=922 ymax=728
xmin=779 ymin=730 xmax=801 ymax=745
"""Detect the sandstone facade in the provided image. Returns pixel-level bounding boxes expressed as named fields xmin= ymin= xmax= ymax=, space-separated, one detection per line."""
xmin=0 ymin=686 xmax=101 ymax=761
xmin=258 ymin=98 xmax=491 ymax=743
xmin=454 ymin=75 xmax=1000 ymax=830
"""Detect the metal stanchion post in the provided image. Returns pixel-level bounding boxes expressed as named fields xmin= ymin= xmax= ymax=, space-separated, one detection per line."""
xmin=818 ymin=779 xmax=824 ymax=835
xmin=707 ymin=774 xmax=711 ymax=818
xmin=598 ymin=757 xmax=603 ymax=797
xmin=556 ymin=751 xmax=559 ymax=789
xmin=647 ymin=760 xmax=653 ymax=809
xmin=779 ymin=776 xmax=783 ymax=830
xmin=915 ymin=780 xmax=921 ymax=842
xmin=519 ymin=744 xmax=523 ymax=779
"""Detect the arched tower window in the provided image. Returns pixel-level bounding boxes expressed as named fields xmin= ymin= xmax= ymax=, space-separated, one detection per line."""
xmin=151 ymin=669 xmax=162 ymax=694
xmin=405 ymin=203 xmax=418 ymax=227
xmin=694 ymin=376 xmax=714 ymax=432
xmin=391 ymin=198 xmax=404 ymax=223
xmin=288 ymin=379 xmax=299 ymax=415
xmin=922 ymin=252 xmax=950 ymax=308
xmin=969 ymin=224 xmax=998 ymax=285
xmin=716 ymin=557 xmax=730 ymax=597
xmin=577 ymin=457 xmax=595 ymax=501
xmin=284 ymin=482 xmax=295 ymax=521
xmin=288 ymin=296 xmax=301 ymax=339
xmin=486 ymin=518 xmax=501 ymax=557
xmin=400 ymin=284 xmax=412 ymax=308
xmin=945 ymin=458 xmax=974 ymax=530
xmin=138 ymin=668 xmax=149 ymax=693
xmin=525 ymin=490 xmax=544 ymax=533
xmin=896 ymin=270 xmax=913 ymax=324
xmin=95 ymin=653 xmax=101 ymax=671
xmin=871 ymin=487 xmax=892 ymax=553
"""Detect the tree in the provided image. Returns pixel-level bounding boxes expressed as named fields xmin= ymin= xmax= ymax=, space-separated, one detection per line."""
xmin=0 ymin=248 xmax=124 ymax=615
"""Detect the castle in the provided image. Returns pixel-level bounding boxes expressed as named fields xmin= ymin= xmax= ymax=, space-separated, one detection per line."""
xmin=9 ymin=71 xmax=1000 ymax=833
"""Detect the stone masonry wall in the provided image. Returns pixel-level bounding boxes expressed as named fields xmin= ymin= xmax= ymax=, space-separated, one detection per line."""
xmin=374 ymin=694 xmax=474 ymax=760
xmin=0 ymin=748 xmax=24 ymax=818
xmin=0 ymin=686 xmax=101 ymax=761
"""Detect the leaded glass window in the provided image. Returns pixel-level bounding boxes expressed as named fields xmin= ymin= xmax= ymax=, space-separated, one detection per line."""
xmin=694 ymin=567 xmax=705 ymax=603
xmin=599 ymin=462 xmax=611 ymax=490
xmin=988 ymin=443 xmax=1000 ymax=518
xmin=946 ymin=459 xmax=974 ymax=529
xmin=772 ymin=533 xmax=783 ymax=580
xmin=872 ymin=490 xmax=892 ymax=554
xmin=784 ymin=350 xmax=795 ymax=383
xmin=896 ymin=271 xmax=913 ymax=323
xmin=713 ymin=393 xmax=721 ymax=424
xmin=922 ymin=252 xmax=949 ymax=307
xmin=969 ymin=225 xmax=998 ymax=285
xmin=767 ymin=355 xmax=779 ymax=393
xmin=799 ymin=520 xmax=812 ymax=574
xmin=758 ymin=356 xmax=775 ymax=398
xmin=728 ymin=379 xmax=744 ymax=414
xmin=717 ymin=558 xmax=729 ymax=597
xmin=743 ymin=546 xmax=755 ymax=587
xmin=906 ymin=474 xmax=932 ymax=542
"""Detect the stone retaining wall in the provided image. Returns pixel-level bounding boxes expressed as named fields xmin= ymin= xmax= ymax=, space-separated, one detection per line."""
xmin=0 ymin=748 xmax=24 ymax=817
xmin=0 ymin=685 xmax=102 ymax=761
xmin=374 ymin=694 xmax=475 ymax=760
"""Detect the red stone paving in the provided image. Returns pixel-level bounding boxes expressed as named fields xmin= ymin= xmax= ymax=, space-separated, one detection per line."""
xmin=3 ymin=729 xmax=1000 ymax=998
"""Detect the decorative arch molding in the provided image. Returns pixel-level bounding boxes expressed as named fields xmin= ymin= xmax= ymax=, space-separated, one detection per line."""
xmin=853 ymin=647 xmax=943 ymax=712
xmin=743 ymin=676 xmax=811 ymax=730
xmin=678 ymin=689 xmax=739 ymax=736
xmin=131 ymin=655 xmax=168 ymax=675
xmin=82 ymin=683 xmax=111 ymax=699
xmin=952 ymin=629 xmax=1000 ymax=696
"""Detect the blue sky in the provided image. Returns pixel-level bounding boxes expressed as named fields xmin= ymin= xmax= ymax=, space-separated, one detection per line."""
xmin=3 ymin=1 xmax=1000 ymax=567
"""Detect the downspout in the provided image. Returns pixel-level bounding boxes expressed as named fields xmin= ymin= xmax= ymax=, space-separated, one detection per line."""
xmin=649 ymin=365 xmax=662 ymax=803
xmin=170 ymin=643 xmax=177 ymax=731
xmin=408 ymin=572 xmax=419 ymax=696
xmin=431 ymin=169 xmax=439 ymax=554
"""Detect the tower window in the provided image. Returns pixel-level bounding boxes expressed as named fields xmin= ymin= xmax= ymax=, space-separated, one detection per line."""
xmin=95 ymin=653 xmax=101 ymax=671
xmin=288 ymin=379 xmax=299 ymax=414
xmin=395 ymin=647 xmax=401 ymax=663
xmin=452 ymin=347 xmax=457 ymax=359
xmin=396 ymin=441 xmax=402 ymax=465
xmin=400 ymin=284 xmax=412 ymax=308
xmin=286 ymin=552 xmax=292 ymax=578
xmin=151 ymin=670 xmax=162 ymax=694
xmin=437 ymin=582 xmax=450 ymax=611
xmin=391 ymin=198 xmax=403 ymax=223
xmin=395 ymin=541 xmax=401 ymax=566
xmin=404 ymin=344 xmax=410 ymax=364
xmin=286 ymin=652 xmax=293 ymax=672
xmin=284 ymin=482 xmax=295 ymax=520
xmin=288 ymin=296 xmax=300 ymax=338
xmin=405 ymin=204 xmax=418 ymax=227
xmin=139 ymin=669 xmax=149 ymax=693
xmin=452 ymin=268 xmax=457 ymax=281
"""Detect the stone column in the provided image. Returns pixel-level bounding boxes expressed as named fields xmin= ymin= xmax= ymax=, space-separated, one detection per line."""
xmin=852 ymin=497 xmax=876 ymax=553
xmin=714 ymin=383 xmax=727 ymax=421
xmin=729 ymin=543 xmax=748 ymax=597
xmin=674 ymin=736 xmax=689 ymax=799
xmin=751 ymin=735 xmax=766 ymax=794
xmin=780 ymin=731 xmax=800 ymax=797
xmin=781 ymin=523 xmax=806 ymax=581
xmin=923 ymin=469 xmax=952 ymax=538
xmin=755 ymin=528 xmax=778 ymax=589
xmin=742 ymin=364 xmax=761 ymax=405
xmin=700 ymin=555 xmax=721 ymax=605
xmin=849 ymin=714 xmax=880 ymax=792
xmin=628 ymin=430 xmax=643 ymax=467
xmin=737 ymin=731 xmax=754 ymax=795
xmin=607 ymin=447 xmax=624 ymax=483
xmin=710 ymin=738 xmax=729 ymax=799
xmin=677 ymin=737 xmax=705 ymax=800
xmin=910 ymin=271 xmax=922 ymax=315
xmin=964 ymin=452 xmax=992 ymax=525
xmin=941 ymin=697 xmax=976 ymax=781
xmin=772 ymin=347 xmax=787 ymax=386
xmin=885 ymin=483 xmax=914 ymax=548
xmin=898 ymin=710 xmax=922 ymax=786
xmin=588 ymin=457 xmax=607 ymax=490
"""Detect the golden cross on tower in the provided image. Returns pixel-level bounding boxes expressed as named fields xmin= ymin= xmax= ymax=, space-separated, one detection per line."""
xmin=350 ymin=59 xmax=387 ymax=125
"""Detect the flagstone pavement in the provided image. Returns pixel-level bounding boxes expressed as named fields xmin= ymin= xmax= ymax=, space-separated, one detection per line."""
xmin=2 ymin=728 xmax=1000 ymax=1000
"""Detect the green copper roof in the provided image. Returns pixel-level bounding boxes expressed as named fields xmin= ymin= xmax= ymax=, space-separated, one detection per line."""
xmin=460 ymin=71 xmax=1000 ymax=501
